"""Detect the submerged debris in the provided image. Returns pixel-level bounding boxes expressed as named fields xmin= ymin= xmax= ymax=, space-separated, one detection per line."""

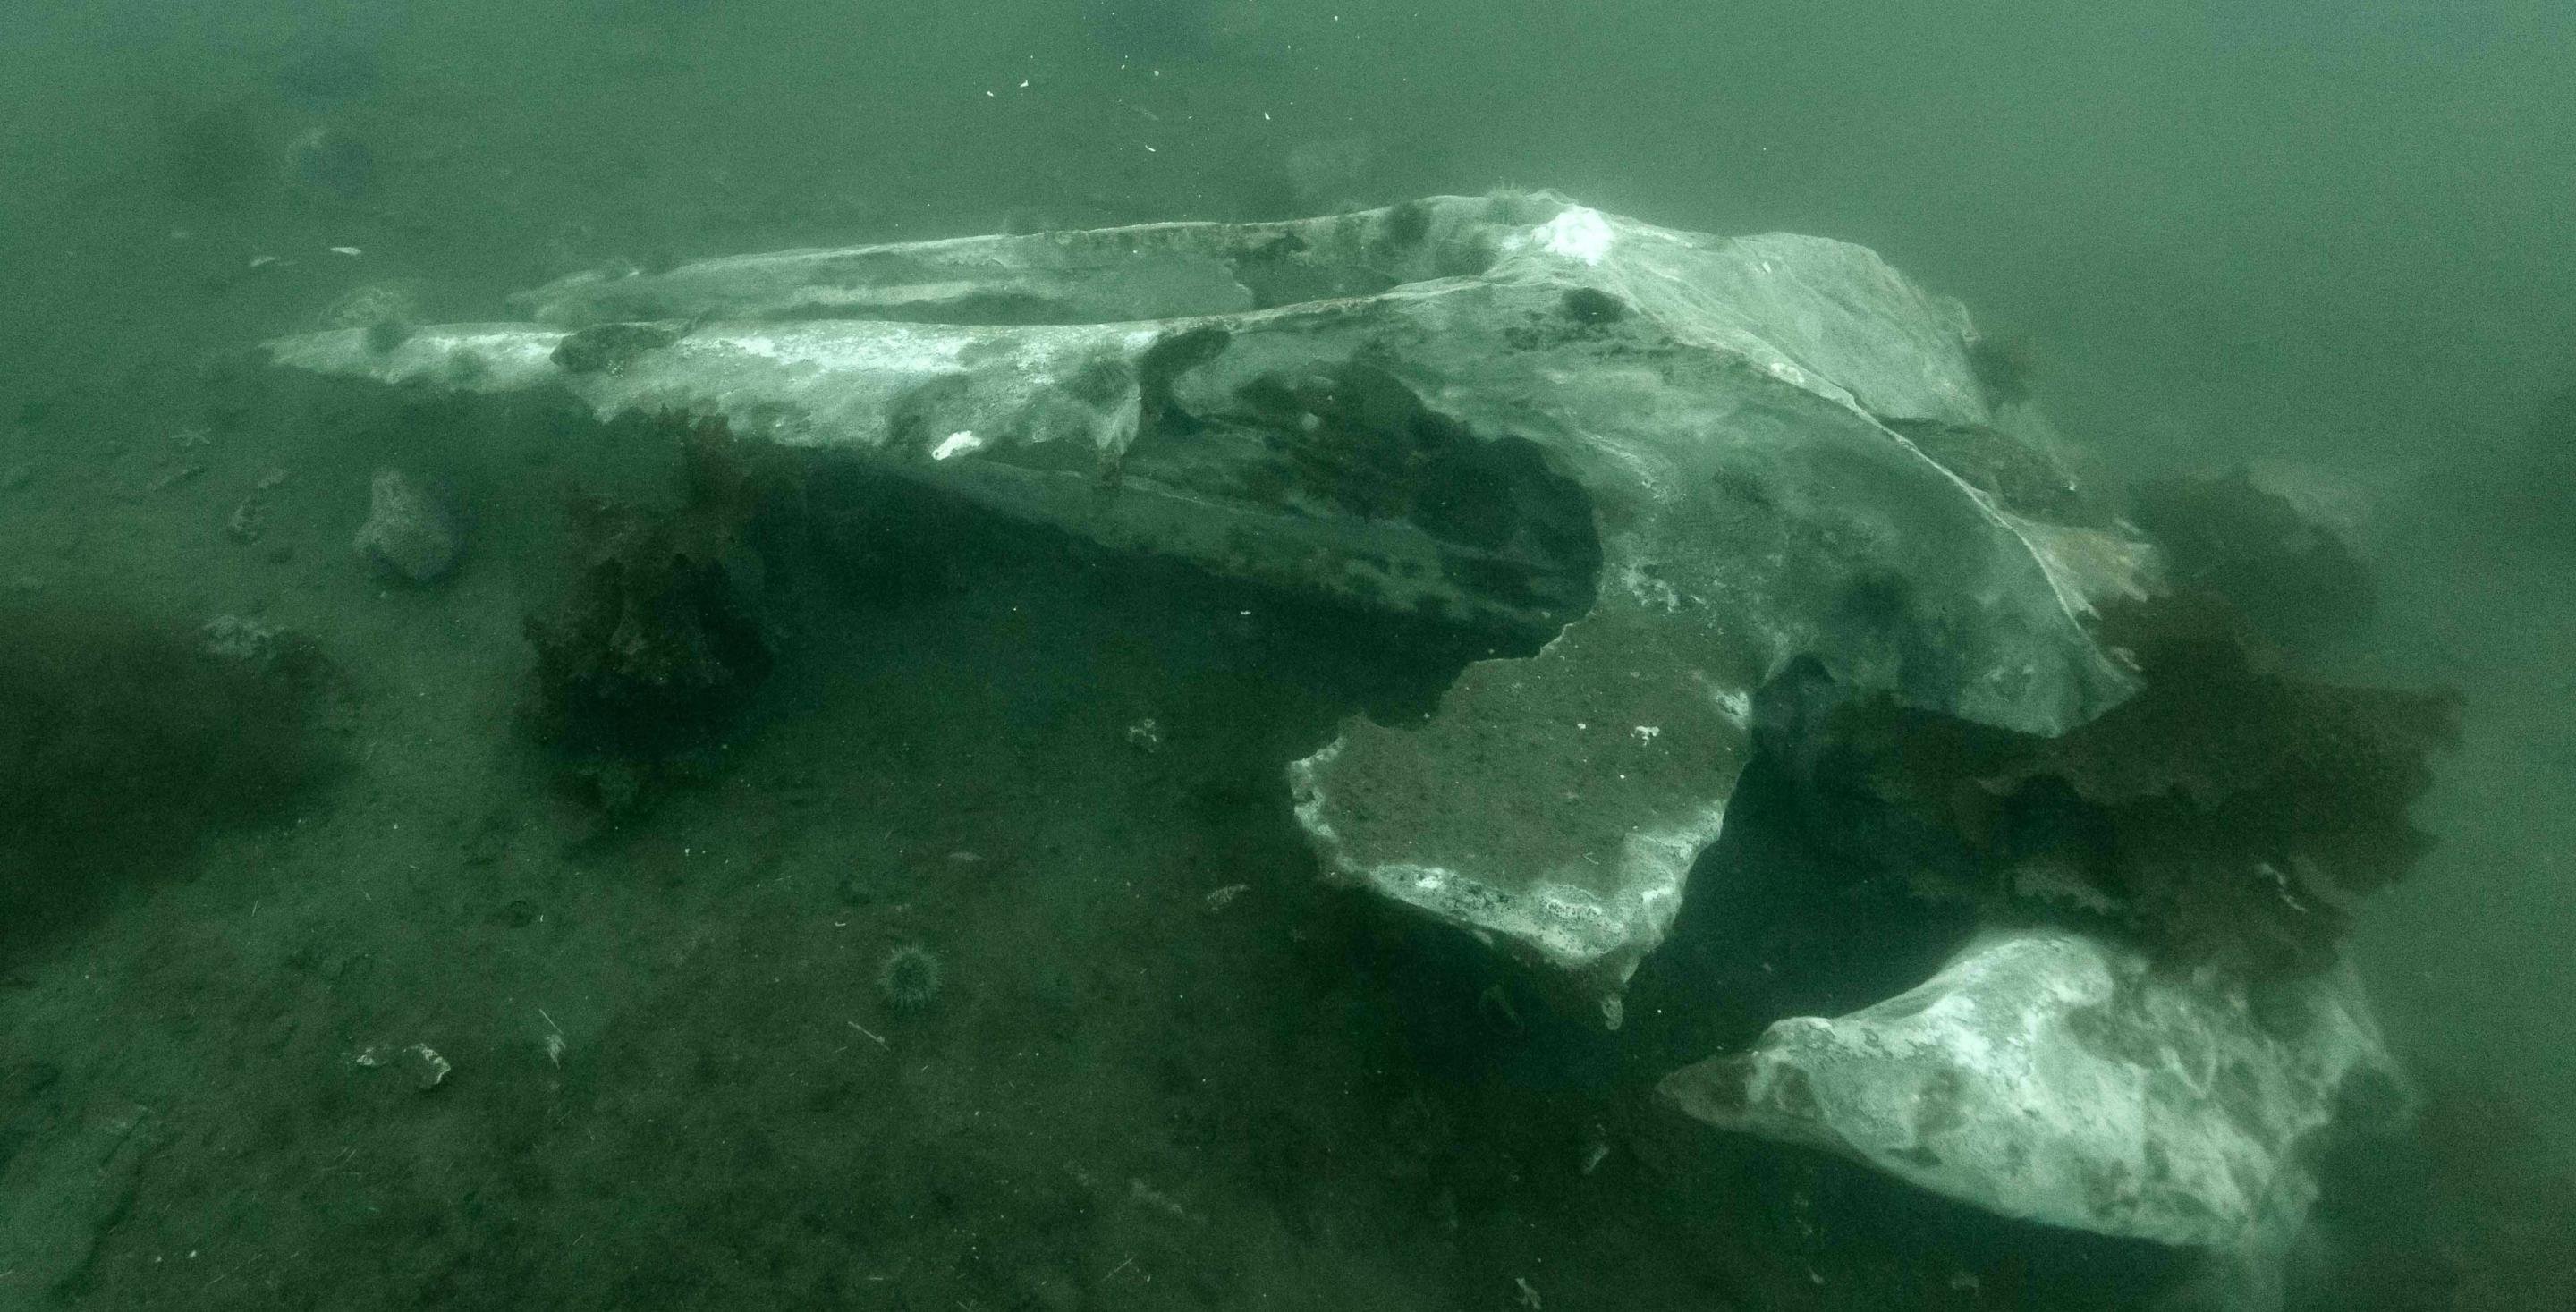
xmin=250 ymin=195 xmax=2471 ymax=1287
xmin=353 ymin=1042 xmax=453 ymax=1091
xmin=199 ymin=614 xmax=283 ymax=666
xmin=353 ymin=469 xmax=463 ymax=583
xmin=1662 ymin=923 xmax=2403 ymax=1251
xmin=1123 ymin=715 xmax=1165 ymax=752
xmin=522 ymin=414 xmax=778 ymax=811
xmin=1761 ymin=592 xmax=2459 ymax=977
xmin=225 ymin=494 xmax=267 ymax=543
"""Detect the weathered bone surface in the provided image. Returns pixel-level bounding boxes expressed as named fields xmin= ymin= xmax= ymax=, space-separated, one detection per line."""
xmin=1659 ymin=927 xmax=2405 ymax=1253
xmin=265 ymin=193 xmax=2147 ymax=1020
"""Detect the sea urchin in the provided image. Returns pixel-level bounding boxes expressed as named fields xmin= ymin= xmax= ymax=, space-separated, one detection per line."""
xmin=876 ymin=942 xmax=944 ymax=1013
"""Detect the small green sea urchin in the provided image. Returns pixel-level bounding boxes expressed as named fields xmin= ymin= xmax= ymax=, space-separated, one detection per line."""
xmin=876 ymin=942 xmax=944 ymax=1013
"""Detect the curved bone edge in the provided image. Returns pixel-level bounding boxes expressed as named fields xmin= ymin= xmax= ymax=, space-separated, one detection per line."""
xmin=1656 ymin=927 xmax=2403 ymax=1250
xmin=509 ymin=193 xmax=1576 ymax=329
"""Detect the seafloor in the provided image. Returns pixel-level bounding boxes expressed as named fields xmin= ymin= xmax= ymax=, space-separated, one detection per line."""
xmin=0 ymin=362 xmax=2209 ymax=1311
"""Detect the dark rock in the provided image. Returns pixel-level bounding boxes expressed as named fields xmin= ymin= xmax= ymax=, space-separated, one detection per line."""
xmin=353 ymin=469 xmax=462 ymax=583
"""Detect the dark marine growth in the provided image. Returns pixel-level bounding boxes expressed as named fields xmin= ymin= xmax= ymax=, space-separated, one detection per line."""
xmin=522 ymin=414 xmax=779 ymax=812
xmin=1 ymin=607 xmax=329 ymax=937
xmin=1758 ymin=588 xmax=2459 ymax=978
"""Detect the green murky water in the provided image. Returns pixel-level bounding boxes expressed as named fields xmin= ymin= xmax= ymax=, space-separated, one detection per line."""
xmin=2 ymin=4 xmax=2569 ymax=1308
